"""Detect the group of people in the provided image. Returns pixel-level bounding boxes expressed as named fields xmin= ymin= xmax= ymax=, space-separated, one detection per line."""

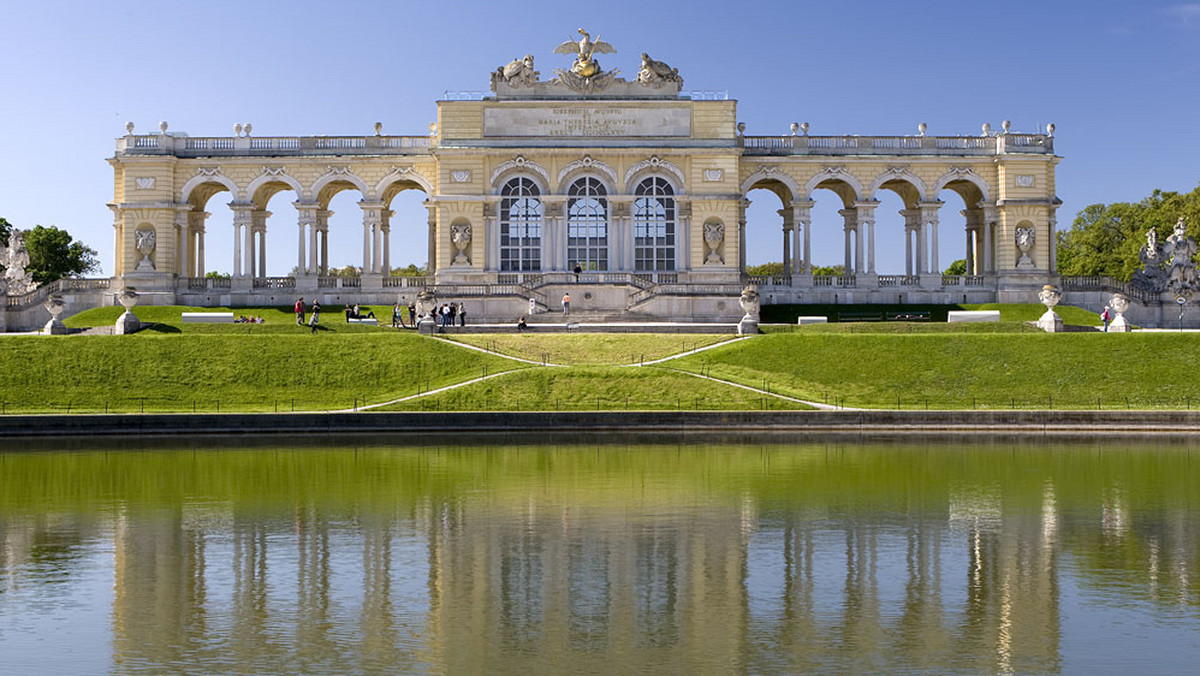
xmin=294 ymin=297 xmax=322 ymax=333
xmin=432 ymin=302 xmax=467 ymax=327
xmin=234 ymin=315 xmax=264 ymax=324
xmin=344 ymin=304 xmax=376 ymax=322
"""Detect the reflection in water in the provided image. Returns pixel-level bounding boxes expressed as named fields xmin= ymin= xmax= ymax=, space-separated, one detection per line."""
xmin=1 ymin=440 xmax=1199 ymax=675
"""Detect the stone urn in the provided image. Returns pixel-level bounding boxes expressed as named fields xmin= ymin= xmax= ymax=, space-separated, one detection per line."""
xmin=416 ymin=288 xmax=438 ymax=334
xmin=134 ymin=228 xmax=157 ymax=272
xmin=1109 ymin=293 xmax=1131 ymax=332
xmin=704 ymin=222 xmax=725 ymax=264
xmin=1036 ymin=284 xmax=1063 ymax=333
xmin=44 ymin=294 xmax=68 ymax=335
xmin=114 ymin=286 xmax=141 ymax=335
xmin=737 ymin=285 xmax=760 ymax=336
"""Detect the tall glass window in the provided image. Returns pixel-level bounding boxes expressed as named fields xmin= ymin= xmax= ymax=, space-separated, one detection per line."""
xmin=499 ymin=177 xmax=542 ymax=272
xmin=634 ymin=177 xmax=676 ymax=271
xmin=567 ymin=177 xmax=608 ymax=271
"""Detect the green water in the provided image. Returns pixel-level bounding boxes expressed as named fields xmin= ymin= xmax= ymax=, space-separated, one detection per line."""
xmin=1 ymin=437 xmax=1198 ymax=675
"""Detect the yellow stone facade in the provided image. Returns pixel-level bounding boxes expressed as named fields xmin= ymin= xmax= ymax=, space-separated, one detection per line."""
xmin=106 ymin=39 xmax=1060 ymax=318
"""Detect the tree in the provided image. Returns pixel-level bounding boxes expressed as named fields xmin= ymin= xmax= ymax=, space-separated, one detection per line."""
xmin=943 ymin=259 xmax=967 ymax=275
xmin=745 ymin=261 xmax=784 ymax=276
xmin=1057 ymin=184 xmax=1200 ymax=280
xmin=390 ymin=263 xmax=428 ymax=277
xmin=19 ymin=225 xmax=100 ymax=285
xmin=0 ymin=217 xmax=11 ymax=249
xmin=811 ymin=264 xmax=845 ymax=276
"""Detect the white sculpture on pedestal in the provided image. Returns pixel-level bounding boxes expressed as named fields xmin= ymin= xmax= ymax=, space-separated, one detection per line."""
xmin=704 ymin=222 xmax=725 ymax=264
xmin=1015 ymin=227 xmax=1036 ymax=269
xmin=737 ymin=285 xmax=760 ymax=335
xmin=1036 ymin=284 xmax=1063 ymax=333
xmin=134 ymin=229 xmax=157 ymax=272
xmin=1109 ymin=293 xmax=1131 ymax=332
xmin=1 ymin=230 xmax=37 ymax=296
xmin=43 ymin=294 xmax=68 ymax=335
xmin=450 ymin=223 xmax=472 ymax=265
xmin=114 ymin=287 xmax=141 ymax=335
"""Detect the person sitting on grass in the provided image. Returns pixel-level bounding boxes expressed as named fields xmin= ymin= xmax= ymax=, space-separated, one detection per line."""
xmin=354 ymin=303 xmax=375 ymax=319
xmin=345 ymin=305 xmax=356 ymax=322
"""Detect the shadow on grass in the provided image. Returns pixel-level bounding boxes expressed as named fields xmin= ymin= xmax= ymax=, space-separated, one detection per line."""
xmin=143 ymin=323 xmax=181 ymax=334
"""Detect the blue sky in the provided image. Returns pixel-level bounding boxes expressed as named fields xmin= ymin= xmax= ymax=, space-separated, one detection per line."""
xmin=2 ymin=0 xmax=1198 ymax=276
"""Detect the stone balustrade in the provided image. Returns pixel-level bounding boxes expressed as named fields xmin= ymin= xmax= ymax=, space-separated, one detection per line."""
xmin=741 ymin=133 xmax=1052 ymax=156
xmin=117 ymin=134 xmax=433 ymax=157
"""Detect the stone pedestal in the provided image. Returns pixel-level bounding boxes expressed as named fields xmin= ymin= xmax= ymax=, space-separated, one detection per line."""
xmin=737 ymin=317 xmax=758 ymax=335
xmin=1036 ymin=310 xmax=1063 ymax=333
xmin=43 ymin=317 xmax=68 ymax=335
xmin=1109 ymin=315 xmax=1131 ymax=332
xmin=418 ymin=316 xmax=438 ymax=334
xmin=114 ymin=311 xmax=141 ymax=335
xmin=361 ymin=274 xmax=384 ymax=292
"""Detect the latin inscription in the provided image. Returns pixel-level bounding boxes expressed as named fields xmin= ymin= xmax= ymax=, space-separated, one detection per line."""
xmin=484 ymin=106 xmax=691 ymax=138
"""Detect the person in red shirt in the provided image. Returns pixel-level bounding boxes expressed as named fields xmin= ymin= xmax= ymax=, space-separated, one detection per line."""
xmin=294 ymin=297 xmax=305 ymax=325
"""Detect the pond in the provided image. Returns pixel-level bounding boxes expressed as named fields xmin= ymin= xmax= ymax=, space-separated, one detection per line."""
xmin=1 ymin=436 xmax=1198 ymax=675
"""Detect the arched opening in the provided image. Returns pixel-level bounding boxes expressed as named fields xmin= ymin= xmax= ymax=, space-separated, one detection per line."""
xmin=872 ymin=177 xmax=923 ymax=276
xmin=381 ymin=183 xmax=431 ymax=274
xmin=184 ymin=180 xmax=235 ymax=278
xmin=567 ymin=176 xmax=608 ymax=271
xmin=633 ymin=177 xmax=676 ymax=271
xmin=250 ymin=179 xmax=301 ymax=278
xmin=934 ymin=178 xmax=987 ymax=276
xmin=317 ymin=179 xmax=367 ymax=275
xmin=499 ymin=177 xmax=542 ymax=272
xmin=808 ymin=178 xmax=860 ymax=275
xmin=742 ymin=180 xmax=791 ymax=273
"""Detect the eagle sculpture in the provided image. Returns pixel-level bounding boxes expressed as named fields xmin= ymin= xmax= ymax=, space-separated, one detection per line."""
xmin=554 ymin=28 xmax=615 ymax=78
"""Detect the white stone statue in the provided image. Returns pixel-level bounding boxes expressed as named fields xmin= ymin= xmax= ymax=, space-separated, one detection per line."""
xmin=492 ymin=54 xmax=539 ymax=87
xmin=703 ymin=222 xmax=725 ymax=265
xmin=636 ymin=52 xmax=682 ymax=88
xmin=135 ymin=228 xmax=157 ymax=272
xmin=737 ymin=285 xmax=760 ymax=335
xmin=450 ymin=223 xmax=472 ymax=265
xmin=416 ymin=288 xmax=438 ymax=332
xmin=1109 ymin=293 xmax=1131 ymax=332
xmin=1133 ymin=226 xmax=1168 ymax=291
xmin=1 ymin=230 xmax=36 ymax=296
xmin=1164 ymin=216 xmax=1197 ymax=294
xmin=1036 ymin=284 xmax=1063 ymax=332
xmin=1015 ymin=227 xmax=1035 ymax=269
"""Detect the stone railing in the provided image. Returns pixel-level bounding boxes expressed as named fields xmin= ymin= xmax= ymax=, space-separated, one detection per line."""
xmin=878 ymin=275 xmax=921 ymax=287
xmin=4 ymin=278 xmax=112 ymax=308
xmin=117 ymin=134 xmax=433 ymax=157
xmin=181 ymin=277 xmax=232 ymax=290
xmin=941 ymin=275 xmax=986 ymax=287
xmin=1059 ymin=275 xmax=1158 ymax=302
xmin=742 ymin=133 xmax=1053 ymax=156
xmin=813 ymin=275 xmax=857 ymax=287
xmin=382 ymin=276 xmax=431 ymax=288
xmin=744 ymin=275 xmax=792 ymax=286
xmin=252 ymin=277 xmax=296 ymax=289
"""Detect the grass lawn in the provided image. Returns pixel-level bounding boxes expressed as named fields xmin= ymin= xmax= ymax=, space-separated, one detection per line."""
xmin=444 ymin=334 xmax=736 ymax=365
xmin=376 ymin=366 xmax=811 ymax=411
xmin=0 ymin=332 xmax=520 ymax=413
xmin=762 ymin=302 xmax=1100 ymax=326
xmin=673 ymin=332 xmax=1200 ymax=410
xmin=64 ymin=304 xmax=404 ymax=334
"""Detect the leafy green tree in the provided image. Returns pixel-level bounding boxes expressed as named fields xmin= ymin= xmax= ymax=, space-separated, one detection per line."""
xmin=0 ymin=217 xmax=11 ymax=248
xmin=943 ymin=259 xmax=967 ymax=275
xmin=204 ymin=270 xmax=231 ymax=279
xmin=22 ymin=225 xmax=100 ymax=284
xmin=811 ymin=264 xmax=846 ymax=276
xmin=746 ymin=261 xmax=784 ymax=276
xmin=389 ymin=263 xmax=428 ymax=276
xmin=1057 ymin=184 xmax=1200 ymax=281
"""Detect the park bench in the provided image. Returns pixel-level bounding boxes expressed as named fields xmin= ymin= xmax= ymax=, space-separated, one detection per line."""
xmin=181 ymin=312 xmax=234 ymax=323
xmin=947 ymin=310 xmax=1000 ymax=323
xmin=796 ymin=316 xmax=828 ymax=325
xmin=347 ymin=317 xmax=378 ymax=325
xmin=837 ymin=310 xmax=883 ymax=322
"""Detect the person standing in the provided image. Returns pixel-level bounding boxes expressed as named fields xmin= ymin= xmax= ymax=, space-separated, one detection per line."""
xmin=294 ymin=297 xmax=305 ymax=325
xmin=447 ymin=303 xmax=457 ymax=327
xmin=562 ymin=292 xmax=571 ymax=315
xmin=309 ymin=300 xmax=321 ymax=334
xmin=1101 ymin=304 xmax=1112 ymax=332
xmin=458 ymin=302 xmax=466 ymax=327
xmin=392 ymin=303 xmax=402 ymax=329
xmin=408 ymin=302 xmax=416 ymax=327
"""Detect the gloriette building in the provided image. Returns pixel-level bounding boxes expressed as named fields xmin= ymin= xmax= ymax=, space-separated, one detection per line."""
xmin=30 ymin=31 xmax=1065 ymax=325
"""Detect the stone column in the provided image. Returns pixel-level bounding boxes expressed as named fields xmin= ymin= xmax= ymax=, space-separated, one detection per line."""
xmin=230 ymin=203 xmax=254 ymax=278
xmin=855 ymin=201 xmax=878 ymax=274
xmin=314 ymin=209 xmax=329 ymax=274
xmin=900 ymin=209 xmax=920 ymax=276
xmin=174 ymin=208 xmax=190 ymax=277
xmin=484 ymin=201 xmax=499 ymax=272
xmin=251 ymin=209 xmax=270 ymax=278
xmin=1048 ymin=217 xmax=1058 ymax=271
xmin=792 ymin=200 xmax=814 ymax=274
xmin=361 ymin=200 xmax=386 ymax=274
xmin=195 ymin=221 xmax=206 ymax=277
xmin=839 ymin=208 xmax=858 ymax=273
xmin=425 ymin=202 xmax=438 ymax=275
xmin=981 ymin=204 xmax=999 ymax=273
xmin=678 ymin=201 xmax=692 ymax=271
xmin=919 ymin=202 xmax=942 ymax=274
xmin=777 ymin=208 xmax=793 ymax=272
xmin=738 ymin=199 xmax=750 ymax=272
xmin=320 ymin=228 xmax=328 ymax=275
xmin=963 ymin=208 xmax=984 ymax=276
xmin=543 ymin=197 xmax=566 ymax=271
xmin=611 ymin=200 xmax=632 ymax=271
xmin=295 ymin=201 xmax=318 ymax=276
xmin=381 ymin=209 xmax=393 ymax=275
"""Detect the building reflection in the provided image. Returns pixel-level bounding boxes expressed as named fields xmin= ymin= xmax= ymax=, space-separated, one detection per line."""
xmin=0 ymin=446 xmax=1197 ymax=673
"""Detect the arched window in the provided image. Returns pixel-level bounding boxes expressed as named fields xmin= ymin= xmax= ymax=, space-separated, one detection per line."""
xmin=499 ymin=177 xmax=542 ymax=272
xmin=567 ymin=177 xmax=608 ymax=271
xmin=633 ymin=177 xmax=675 ymax=271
